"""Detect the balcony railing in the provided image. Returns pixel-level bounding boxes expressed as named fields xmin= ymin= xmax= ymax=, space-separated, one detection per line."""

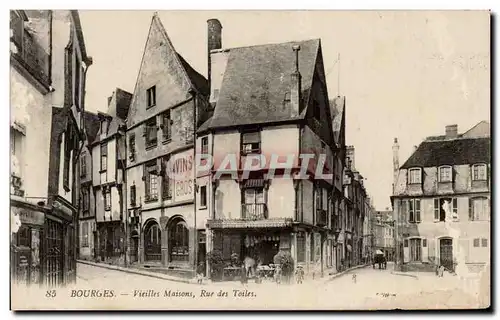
xmin=242 ymin=203 xmax=268 ymax=220
xmin=316 ymin=209 xmax=327 ymax=227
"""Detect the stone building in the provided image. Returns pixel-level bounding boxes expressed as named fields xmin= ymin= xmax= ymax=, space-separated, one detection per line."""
xmin=199 ymin=18 xmax=342 ymax=278
xmin=90 ymin=89 xmax=132 ymax=264
xmin=10 ymin=10 xmax=91 ymax=286
xmin=372 ymin=210 xmax=395 ymax=261
xmin=392 ymin=121 xmax=490 ymax=272
xmin=125 ymin=13 xmax=210 ymax=277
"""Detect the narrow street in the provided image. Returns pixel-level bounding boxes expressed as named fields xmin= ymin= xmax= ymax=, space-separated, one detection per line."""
xmin=74 ymin=262 xmax=486 ymax=310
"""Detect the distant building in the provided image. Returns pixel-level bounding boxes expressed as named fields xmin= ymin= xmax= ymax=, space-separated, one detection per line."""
xmin=373 ymin=210 xmax=395 ymax=261
xmin=391 ymin=122 xmax=490 ymax=272
xmin=78 ymin=111 xmax=100 ymax=261
xmin=90 ymin=89 xmax=132 ymax=264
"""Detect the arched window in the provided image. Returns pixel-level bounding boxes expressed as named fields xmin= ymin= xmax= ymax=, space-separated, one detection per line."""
xmin=438 ymin=165 xmax=452 ymax=182
xmin=169 ymin=219 xmax=189 ymax=262
xmin=144 ymin=220 xmax=161 ymax=261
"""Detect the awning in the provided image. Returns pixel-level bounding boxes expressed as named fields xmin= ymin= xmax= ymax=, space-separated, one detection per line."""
xmin=207 ymin=218 xmax=293 ymax=229
xmin=347 ymin=244 xmax=352 ymax=252
xmin=242 ymin=179 xmax=265 ymax=188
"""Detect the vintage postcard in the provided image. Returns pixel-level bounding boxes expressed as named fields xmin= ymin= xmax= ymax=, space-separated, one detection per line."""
xmin=10 ymin=10 xmax=491 ymax=310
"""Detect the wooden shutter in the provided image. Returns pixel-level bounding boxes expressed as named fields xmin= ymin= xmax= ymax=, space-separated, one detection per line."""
xmin=415 ymin=199 xmax=421 ymax=222
xmin=434 ymin=199 xmax=440 ymax=221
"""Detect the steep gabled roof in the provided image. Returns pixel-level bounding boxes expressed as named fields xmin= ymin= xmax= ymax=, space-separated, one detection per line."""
xmin=202 ymin=38 xmax=321 ymax=130
xmin=70 ymin=10 xmax=92 ymax=65
xmin=177 ymin=53 xmax=209 ymax=96
xmin=330 ymin=96 xmax=345 ymax=146
xmin=83 ymin=111 xmax=100 ymax=145
xmin=401 ymin=137 xmax=491 ymax=169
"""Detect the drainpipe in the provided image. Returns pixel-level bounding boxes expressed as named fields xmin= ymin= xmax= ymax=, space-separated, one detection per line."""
xmin=189 ymin=88 xmax=198 ymax=277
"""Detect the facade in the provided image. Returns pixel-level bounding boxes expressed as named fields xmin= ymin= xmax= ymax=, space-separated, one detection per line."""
xmin=125 ymin=14 xmax=210 ymax=276
xmin=90 ymin=89 xmax=132 ymax=264
xmin=78 ymin=111 xmax=100 ymax=261
xmin=10 ymin=10 xmax=91 ymax=286
xmin=361 ymin=197 xmax=375 ymax=263
xmin=392 ymin=122 xmax=491 ymax=273
xmin=372 ymin=210 xmax=395 ymax=261
xmin=200 ymin=19 xmax=344 ymax=278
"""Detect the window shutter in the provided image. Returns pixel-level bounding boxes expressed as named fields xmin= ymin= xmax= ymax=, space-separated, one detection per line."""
xmin=434 ymin=199 xmax=439 ymax=221
xmin=468 ymin=198 xmax=473 ymax=221
xmin=415 ymin=199 xmax=421 ymax=222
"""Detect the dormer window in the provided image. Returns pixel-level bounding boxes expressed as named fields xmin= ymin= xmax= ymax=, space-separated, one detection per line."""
xmin=438 ymin=165 xmax=452 ymax=183
xmin=472 ymin=164 xmax=487 ymax=181
xmin=408 ymin=168 xmax=422 ymax=184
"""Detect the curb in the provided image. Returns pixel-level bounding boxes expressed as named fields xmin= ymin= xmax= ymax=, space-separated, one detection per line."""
xmin=390 ymin=271 xmax=419 ymax=279
xmin=77 ymin=260 xmax=198 ymax=285
xmin=325 ymin=264 xmax=369 ymax=283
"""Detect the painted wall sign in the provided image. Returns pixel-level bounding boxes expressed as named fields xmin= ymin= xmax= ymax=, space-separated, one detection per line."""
xmin=167 ymin=149 xmax=195 ymax=203
xmin=11 ymin=207 xmax=45 ymax=226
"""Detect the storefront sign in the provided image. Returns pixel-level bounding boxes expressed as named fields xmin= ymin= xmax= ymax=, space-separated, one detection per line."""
xmin=11 ymin=207 xmax=45 ymax=226
xmin=168 ymin=149 xmax=195 ymax=203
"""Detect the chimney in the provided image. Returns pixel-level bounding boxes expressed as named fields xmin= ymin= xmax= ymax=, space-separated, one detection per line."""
xmin=290 ymin=44 xmax=301 ymax=118
xmin=445 ymin=124 xmax=458 ymax=139
xmin=392 ymin=138 xmax=399 ymax=193
xmin=346 ymin=145 xmax=355 ymax=170
xmin=207 ymin=19 xmax=222 ymax=92
xmin=413 ymin=145 xmax=418 ymax=153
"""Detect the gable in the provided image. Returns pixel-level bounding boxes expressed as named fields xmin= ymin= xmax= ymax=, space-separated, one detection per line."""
xmin=126 ymin=15 xmax=193 ymax=127
xmin=304 ymin=46 xmax=335 ymax=148
xmin=462 ymin=121 xmax=490 ymax=138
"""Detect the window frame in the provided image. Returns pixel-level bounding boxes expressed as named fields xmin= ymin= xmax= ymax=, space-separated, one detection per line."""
xmin=408 ymin=167 xmax=422 ymax=184
xmin=241 ymin=130 xmax=261 ymax=155
xmin=438 ymin=165 xmax=453 ymax=183
xmin=80 ymin=152 xmax=87 ymax=177
xmin=144 ymin=117 xmax=158 ymax=149
xmin=161 ymin=110 xmax=172 ymax=143
xmin=146 ymin=85 xmax=156 ymax=108
xmin=408 ymin=199 xmax=421 ymax=223
xmin=130 ymin=185 xmax=136 ymax=207
xmin=145 ymin=161 xmax=159 ymax=202
xmin=128 ymin=133 xmax=136 ymax=162
xmin=201 ymin=136 xmax=209 ymax=155
xmin=472 ymin=163 xmax=487 ymax=181
xmin=104 ymin=188 xmax=111 ymax=211
xmin=200 ymin=185 xmax=207 ymax=208
xmin=100 ymin=143 xmax=107 ymax=172
xmin=469 ymin=196 xmax=489 ymax=221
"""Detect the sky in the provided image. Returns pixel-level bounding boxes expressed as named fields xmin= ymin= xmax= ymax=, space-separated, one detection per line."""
xmin=78 ymin=10 xmax=490 ymax=210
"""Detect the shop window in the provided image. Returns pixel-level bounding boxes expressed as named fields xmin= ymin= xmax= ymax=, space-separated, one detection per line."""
xmin=169 ymin=219 xmax=189 ymax=262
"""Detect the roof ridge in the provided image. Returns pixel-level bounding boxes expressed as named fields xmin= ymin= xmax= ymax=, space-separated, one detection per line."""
xmin=219 ymin=37 xmax=320 ymax=52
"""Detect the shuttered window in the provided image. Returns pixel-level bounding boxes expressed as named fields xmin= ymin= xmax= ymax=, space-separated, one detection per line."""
xmin=241 ymin=131 xmax=261 ymax=154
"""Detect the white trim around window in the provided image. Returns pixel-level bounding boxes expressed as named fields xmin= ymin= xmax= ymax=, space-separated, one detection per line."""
xmin=438 ymin=165 xmax=452 ymax=183
xmin=472 ymin=163 xmax=487 ymax=181
xmin=408 ymin=167 xmax=422 ymax=184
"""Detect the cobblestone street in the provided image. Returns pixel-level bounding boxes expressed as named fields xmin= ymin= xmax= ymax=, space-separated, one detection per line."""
xmin=73 ymin=262 xmax=488 ymax=310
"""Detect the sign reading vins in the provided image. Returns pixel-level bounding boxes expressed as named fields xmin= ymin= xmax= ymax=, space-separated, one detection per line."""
xmin=168 ymin=149 xmax=195 ymax=203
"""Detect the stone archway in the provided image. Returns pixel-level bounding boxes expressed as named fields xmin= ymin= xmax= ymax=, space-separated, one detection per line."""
xmin=143 ymin=219 xmax=161 ymax=262
xmin=167 ymin=217 xmax=189 ymax=263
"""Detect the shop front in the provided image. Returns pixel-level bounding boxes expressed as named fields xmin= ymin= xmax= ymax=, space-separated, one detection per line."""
xmin=206 ymin=218 xmax=294 ymax=280
xmin=97 ymin=221 xmax=124 ymax=264
xmin=10 ymin=199 xmax=45 ymax=287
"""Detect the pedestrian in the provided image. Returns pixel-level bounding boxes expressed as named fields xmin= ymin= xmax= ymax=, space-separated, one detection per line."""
xmin=295 ymin=266 xmax=304 ymax=284
xmin=352 ymin=273 xmax=357 ymax=284
xmin=196 ymin=262 xmax=205 ymax=284
xmin=438 ymin=265 xmax=445 ymax=277
xmin=274 ymin=265 xmax=282 ymax=285
xmin=240 ymin=264 xmax=248 ymax=285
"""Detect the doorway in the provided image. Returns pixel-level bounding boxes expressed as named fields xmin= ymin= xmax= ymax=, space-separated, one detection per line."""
xmin=130 ymin=232 xmax=139 ymax=263
xmin=144 ymin=220 xmax=161 ymax=262
xmin=440 ymin=238 xmax=453 ymax=271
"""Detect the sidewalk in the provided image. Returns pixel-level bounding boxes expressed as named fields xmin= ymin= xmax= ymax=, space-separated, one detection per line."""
xmin=78 ymin=259 xmax=369 ymax=286
xmin=77 ymin=259 xmax=198 ymax=284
